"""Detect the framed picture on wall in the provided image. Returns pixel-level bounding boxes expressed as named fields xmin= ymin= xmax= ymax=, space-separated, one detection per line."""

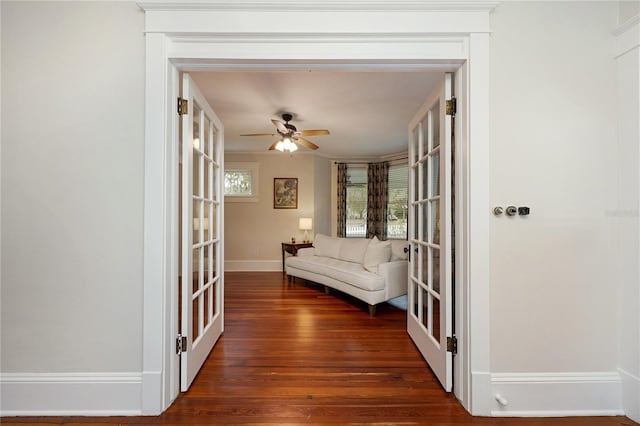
xmin=273 ymin=178 xmax=298 ymax=209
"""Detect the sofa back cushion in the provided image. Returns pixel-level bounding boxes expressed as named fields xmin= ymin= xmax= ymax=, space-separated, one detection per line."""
xmin=339 ymin=238 xmax=371 ymax=264
xmin=314 ymin=234 xmax=342 ymax=259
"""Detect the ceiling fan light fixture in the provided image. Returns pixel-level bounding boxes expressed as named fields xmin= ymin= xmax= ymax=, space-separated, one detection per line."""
xmin=273 ymin=137 xmax=297 ymax=153
xmin=242 ymin=113 xmax=326 ymax=152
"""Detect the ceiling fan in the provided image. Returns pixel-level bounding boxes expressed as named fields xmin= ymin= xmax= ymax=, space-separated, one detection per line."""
xmin=240 ymin=113 xmax=330 ymax=152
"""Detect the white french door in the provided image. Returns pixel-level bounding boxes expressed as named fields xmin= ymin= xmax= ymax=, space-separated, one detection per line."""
xmin=181 ymin=73 xmax=224 ymax=391
xmin=407 ymin=73 xmax=454 ymax=391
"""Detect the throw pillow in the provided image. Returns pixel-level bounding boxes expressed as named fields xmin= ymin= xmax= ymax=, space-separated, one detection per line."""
xmin=364 ymin=236 xmax=392 ymax=274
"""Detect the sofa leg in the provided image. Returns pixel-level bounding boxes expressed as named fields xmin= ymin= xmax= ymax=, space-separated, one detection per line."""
xmin=324 ymin=285 xmax=330 ymax=295
xmin=368 ymin=304 xmax=377 ymax=317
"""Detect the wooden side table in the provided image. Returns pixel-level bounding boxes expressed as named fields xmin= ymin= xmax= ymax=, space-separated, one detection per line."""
xmin=281 ymin=241 xmax=313 ymax=271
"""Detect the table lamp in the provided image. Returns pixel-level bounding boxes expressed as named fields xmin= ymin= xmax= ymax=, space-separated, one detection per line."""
xmin=299 ymin=217 xmax=313 ymax=243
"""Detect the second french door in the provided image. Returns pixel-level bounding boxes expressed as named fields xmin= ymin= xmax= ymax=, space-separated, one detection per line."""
xmin=180 ymin=73 xmax=224 ymax=391
xmin=407 ymin=73 xmax=454 ymax=392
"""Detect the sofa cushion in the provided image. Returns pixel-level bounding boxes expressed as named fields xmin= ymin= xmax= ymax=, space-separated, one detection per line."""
xmin=286 ymin=255 xmax=385 ymax=291
xmin=390 ymin=240 xmax=409 ymax=261
xmin=313 ymin=234 xmax=342 ymax=259
xmin=363 ymin=236 xmax=392 ymax=274
xmin=338 ymin=238 xmax=370 ymax=264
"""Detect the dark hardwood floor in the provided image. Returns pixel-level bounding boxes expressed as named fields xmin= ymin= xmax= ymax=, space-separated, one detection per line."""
xmin=3 ymin=271 xmax=637 ymax=425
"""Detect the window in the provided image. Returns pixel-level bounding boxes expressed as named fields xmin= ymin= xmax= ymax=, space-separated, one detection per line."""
xmin=387 ymin=164 xmax=408 ymax=239
xmin=224 ymin=162 xmax=259 ymax=202
xmin=339 ymin=162 xmax=408 ymax=239
xmin=225 ymin=170 xmax=253 ymax=196
xmin=346 ymin=167 xmax=367 ymax=237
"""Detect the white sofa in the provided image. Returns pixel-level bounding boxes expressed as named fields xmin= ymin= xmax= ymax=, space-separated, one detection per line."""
xmin=285 ymin=234 xmax=408 ymax=316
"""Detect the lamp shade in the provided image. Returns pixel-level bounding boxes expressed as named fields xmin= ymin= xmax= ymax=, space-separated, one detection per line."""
xmin=298 ymin=217 xmax=313 ymax=230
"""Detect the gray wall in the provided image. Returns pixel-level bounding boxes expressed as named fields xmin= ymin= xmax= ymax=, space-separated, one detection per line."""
xmin=489 ymin=1 xmax=619 ymax=373
xmin=1 ymin=1 xmax=145 ymax=372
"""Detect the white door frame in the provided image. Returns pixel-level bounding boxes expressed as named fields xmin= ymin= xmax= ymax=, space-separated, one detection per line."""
xmin=139 ymin=0 xmax=494 ymax=416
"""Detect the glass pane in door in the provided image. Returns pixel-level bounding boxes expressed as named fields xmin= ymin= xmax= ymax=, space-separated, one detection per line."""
xmin=432 ymin=297 xmax=440 ymax=341
xmin=412 ymin=127 xmax=420 ymax=163
xmin=431 ymin=101 xmax=440 ymax=149
xmin=430 ymin=153 xmax=440 ymax=197
xmin=421 ymin=286 xmax=429 ymax=330
xmin=193 ymin=151 xmax=201 ymax=197
xmin=192 ymin=295 xmax=199 ymax=342
xmin=421 ymin=115 xmax=430 ymax=154
xmin=203 ymin=243 xmax=210 ymax=282
xmin=432 ymin=248 xmax=441 ymax=294
xmin=212 ymin=204 xmax=218 ymax=238
xmin=429 ymin=200 xmax=440 ymax=245
xmin=422 ymin=161 xmax=430 ymax=200
xmin=421 ymin=245 xmax=429 ymax=287
xmin=212 ymin=243 xmax=218 ymax=280
xmin=203 ymin=116 xmax=210 ymax=157
xmin=204 ymin=161 xmax=210 ymax=201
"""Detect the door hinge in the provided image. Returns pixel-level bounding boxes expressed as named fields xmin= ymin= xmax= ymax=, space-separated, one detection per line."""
xmin=177 ymin=97 xmax=188 ymax=116
xmin=446 ymin=97 xmax=457 ymax=117
xmin=447 ymin=336 xmax=458 ymax=354
xmin=176 ymin=334 xmax=187 ymax=354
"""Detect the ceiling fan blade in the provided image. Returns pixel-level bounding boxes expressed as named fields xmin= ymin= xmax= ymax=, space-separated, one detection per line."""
xmin=240 ymin=133 xmax=276 ymax=137
xmin=296 ymin=137 xmax=319 ymax=150
xmin=300 ymin=129 xmax=330 ymax=136
xmin=271 ymin=119 xmax=289 ymax=134
xmin=268 ymin=140 xmax=280 ymax=151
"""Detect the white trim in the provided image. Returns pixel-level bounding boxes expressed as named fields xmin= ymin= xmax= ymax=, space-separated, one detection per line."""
xmin=139 ymin=1 xmax=494 ymax=415
xmin=142 ymin=32 xmax=172 ymax=415
xmin=490 ymin=372 xmax=623 ymax=417
xmin=142 ymin=9 xmax=491 ymax=36
xmin=138 ymin=1 xmax=498 ymax=12
xmin=0 ymin=373 xmax=142 ymax=416
xmin=620 ymin=368 xmax=640 ymax=422
xmin=453 ymin=61 xmax=470 ymax=409
xmin=225 ymin=260 xmax=282 ymax=272
xmin=467 ymin=32 xmax=491 ymax=416
xmin=613 ymin=15 xmax=640 ymax=58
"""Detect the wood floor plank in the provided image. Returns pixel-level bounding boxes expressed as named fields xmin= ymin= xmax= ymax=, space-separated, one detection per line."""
xmin=2 ymin=271 xmax=637 ymax=425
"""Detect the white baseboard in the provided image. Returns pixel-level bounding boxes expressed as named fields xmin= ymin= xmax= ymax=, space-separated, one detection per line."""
xmin=490 ymin=372 xmax=623 ymax=417
xmin=620 ymin=368 xmax=640 ymax=423
xmin=470 ymin=371 xmax=492 ymax=415
xmin=225 ymin=260 xmax=282 ymax=272
xmin=141 ymin=370 xmax=163 ymax=415
xmin=0 ymin=372 xmax=142 ymax=416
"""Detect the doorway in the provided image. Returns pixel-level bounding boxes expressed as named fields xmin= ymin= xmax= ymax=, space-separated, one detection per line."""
xmin=140 ymin=3 xmax=492 ymax=416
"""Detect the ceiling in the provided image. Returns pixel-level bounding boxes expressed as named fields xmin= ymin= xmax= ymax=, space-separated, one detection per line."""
xmin=190 ymin=70 xmax=443 ymax=159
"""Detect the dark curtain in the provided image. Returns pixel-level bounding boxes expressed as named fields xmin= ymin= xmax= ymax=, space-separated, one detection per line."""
xmin=336 ymin=163 xmax=348 ymax=237
xmin=366 ymin=162 xmax=389 ymax=240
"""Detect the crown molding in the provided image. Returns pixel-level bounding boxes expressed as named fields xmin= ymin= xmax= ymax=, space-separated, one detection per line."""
xmin=612 ymin=14 xmax=640 ymax=37
xmin=612 ymin=14 xmax=639 ymax=58
xmin=137 ymin=0 xmax=498 ymax=12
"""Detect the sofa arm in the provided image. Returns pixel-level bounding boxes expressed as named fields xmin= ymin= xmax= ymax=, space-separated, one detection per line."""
xmin=378 ymin=260 xmax=409 ymax=300
xmin=296 ymin=247 xmax=315 ymax=257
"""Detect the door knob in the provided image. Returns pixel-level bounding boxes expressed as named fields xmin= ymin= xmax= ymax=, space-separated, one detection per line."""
xmin=505 ymin=206 xmax=517 ymax=216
